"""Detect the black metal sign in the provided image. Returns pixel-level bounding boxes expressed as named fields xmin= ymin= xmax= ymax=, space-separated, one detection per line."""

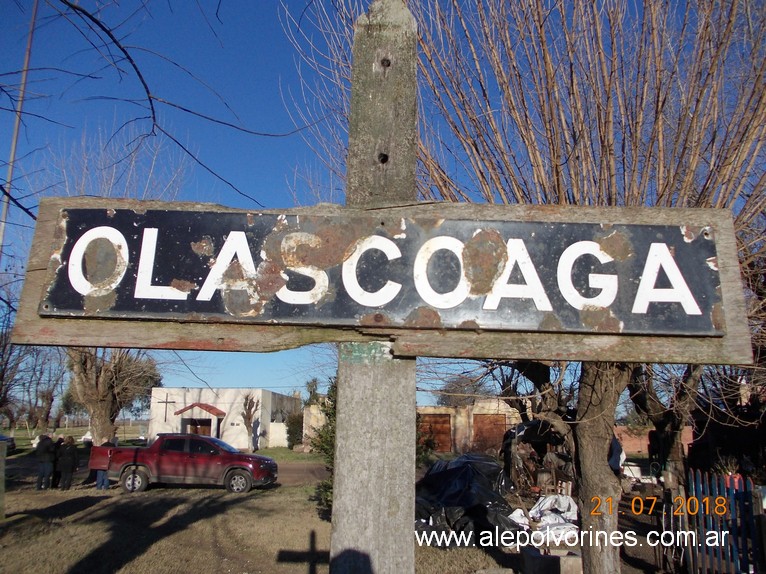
xmin=39 ymin=208 xmax=724 ymax=336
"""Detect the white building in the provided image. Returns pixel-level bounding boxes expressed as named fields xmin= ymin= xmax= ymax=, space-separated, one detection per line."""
xmin=147 ymin=387 xmax=301 ymax=450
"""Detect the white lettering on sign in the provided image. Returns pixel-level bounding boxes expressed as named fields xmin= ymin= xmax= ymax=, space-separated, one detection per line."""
xmin=413 ymin=236 xmax=471 ymax=309
xmin=68 ymin=226 xmax=130 ymax=297
xmin=63 ymin=225 xmax=704 ymax=322
xmin=135 ymin=228 xmax=189 ymax=300
xmin=483 ymin=238 xmax=552 ymax=311
xmin=632 ymin=243 xmax=701 ymax=315
xmin=276 ymin=232 xmax=329 ymax=305
xmin=557 ymin=241 xmax=618 ymax=310
xmin=342 ymin=235 xmax=402 ymax=307
xmin=198 ymin=231 xmax=257 ymax=301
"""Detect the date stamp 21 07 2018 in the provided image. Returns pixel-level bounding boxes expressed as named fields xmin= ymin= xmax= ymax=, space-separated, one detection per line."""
xmin=590 ymin=495 xmax=729 ymax=517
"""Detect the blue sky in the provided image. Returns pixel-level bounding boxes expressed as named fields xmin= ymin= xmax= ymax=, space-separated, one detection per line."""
xmin=1 ymin=1 xmax=350 ymax=399
xmin=2 ymin=1 xmax=318 ymax=209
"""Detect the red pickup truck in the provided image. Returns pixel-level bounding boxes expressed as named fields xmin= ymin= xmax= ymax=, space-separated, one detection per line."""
xmin=88 ymin=433 xmax=278 ymax=493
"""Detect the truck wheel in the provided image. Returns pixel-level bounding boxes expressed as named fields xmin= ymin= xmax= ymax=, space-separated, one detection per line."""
xmin=121 ymin=468 xmax=149 ymax=493
xmin=225 ymin=469 xmax=252 ymax=493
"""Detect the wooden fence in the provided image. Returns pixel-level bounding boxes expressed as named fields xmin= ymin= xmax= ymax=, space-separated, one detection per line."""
xmin=678 ymin=470 xmax=764 ymax=573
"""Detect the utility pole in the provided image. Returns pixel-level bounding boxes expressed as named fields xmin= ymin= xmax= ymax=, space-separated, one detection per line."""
xmin=0 ymin=0 xmax=39 ymax=269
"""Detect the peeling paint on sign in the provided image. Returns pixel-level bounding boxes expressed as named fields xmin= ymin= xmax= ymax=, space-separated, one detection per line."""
xmin=37 ymin=208 xmax=725 ymax=336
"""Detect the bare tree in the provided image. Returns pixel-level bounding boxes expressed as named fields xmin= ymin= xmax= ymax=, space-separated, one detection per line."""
xmin=67 ymin=348 xmax=160 ymax=441
xmin=627 ymin=364 xmax=701 ymax=473
xmin=29 ymin=127 xmax=181 ymax=442
xmin=1 ymin=2 xmax=285 ymax=212
xmin=0 ymin=296 xmax=27 ymax=428
xmin=241 ymin=393 xmax=260 ymax=453
xmin=0 ymin=285 xmax=69 ymax=432
xmin=47 ymin=127 xmax=188 ymax=203
xmin=21 ymin=346 xmax=68 ymax=431
xmin=435 ymin=374 xmax=493 ymax=407
xmin=286 ymin=1 xmax=766 ymax=571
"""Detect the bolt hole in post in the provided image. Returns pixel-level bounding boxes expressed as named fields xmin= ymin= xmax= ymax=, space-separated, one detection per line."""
xmin=380 ymin=57 xmax=391 ymax=68
xmin=377 ymin=152 xmax=389 ymax=164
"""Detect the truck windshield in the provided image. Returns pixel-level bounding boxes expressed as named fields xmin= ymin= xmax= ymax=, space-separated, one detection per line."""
xmin=206 ymin=437 xmax=240 ymax=453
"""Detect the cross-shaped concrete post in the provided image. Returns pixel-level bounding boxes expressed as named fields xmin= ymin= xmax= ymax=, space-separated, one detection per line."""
xmin=331 ymin=2 xmax=418 ymax=573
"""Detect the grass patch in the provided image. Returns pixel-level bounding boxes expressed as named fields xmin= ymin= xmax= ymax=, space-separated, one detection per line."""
xmin=260 ymin=447 xmax=324 ymax=464
xmin=415 ymin=545 xmax=515 ymax=574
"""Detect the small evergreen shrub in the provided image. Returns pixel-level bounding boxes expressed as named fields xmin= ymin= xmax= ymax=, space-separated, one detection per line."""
xmin=286 ymin=412 xmax=304 ymax=450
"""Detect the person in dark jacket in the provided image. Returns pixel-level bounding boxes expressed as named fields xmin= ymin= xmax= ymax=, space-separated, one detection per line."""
xmin=51 ymin=434 xmax=64 ymax=488
xmin=57 ymin=435 xmax=80 ymax=490
xmin=35 ymin=433 xmax=56 ymax=490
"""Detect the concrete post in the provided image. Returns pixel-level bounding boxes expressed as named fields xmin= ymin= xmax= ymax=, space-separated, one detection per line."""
xmin=331 ymin=1 xmax=418 ymax=573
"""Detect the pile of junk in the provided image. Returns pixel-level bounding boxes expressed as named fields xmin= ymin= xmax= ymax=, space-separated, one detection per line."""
xmin=415 ymin=419 xmax=625 ymax=546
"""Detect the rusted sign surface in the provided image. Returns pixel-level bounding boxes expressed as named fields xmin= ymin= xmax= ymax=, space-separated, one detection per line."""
xmin=38 ymin=206 xmax=724 ymax=336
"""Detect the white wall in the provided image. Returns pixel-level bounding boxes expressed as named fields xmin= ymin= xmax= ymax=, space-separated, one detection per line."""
xmin=147 ymin=388 xmax=300 ymax=450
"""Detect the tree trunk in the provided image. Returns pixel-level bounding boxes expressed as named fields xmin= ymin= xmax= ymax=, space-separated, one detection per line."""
xmin=574 ymin=362 xmax=632 ymax=574
xmin=87 ymin=400 xmax=117 ymax=444
xmin=629 ymin=364 xmax=701 ymax=483
xmin=67 ymin=348 xmax=119 ymax=442
xmin=664 ymin=365 xmax=702 ymax=481
xmin=39 ymin=394 xmax=55 ymax=431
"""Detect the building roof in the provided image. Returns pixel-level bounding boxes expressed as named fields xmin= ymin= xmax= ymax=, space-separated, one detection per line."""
xmin=174 ymin=402 xmax=226 ymax=417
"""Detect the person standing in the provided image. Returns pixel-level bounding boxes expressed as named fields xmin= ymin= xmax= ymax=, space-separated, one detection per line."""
xmin=51 ymin=434 xmax=64 ymax=488
xmin=252 ymin=419 xmax=260 ymax=452
xmin=35 ymin=433 xmax=56 ymax=490
xmin=57 ymin=436 xmax=80 ymax=490
xmin=95 ymin=437 xmax=115 ymax=490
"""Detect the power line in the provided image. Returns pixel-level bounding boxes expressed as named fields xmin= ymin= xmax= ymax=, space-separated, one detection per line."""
xmin=0 ymin=184 xmax=37 ymax=222
xmin=170 ymin=350 xmax=219 ymax=398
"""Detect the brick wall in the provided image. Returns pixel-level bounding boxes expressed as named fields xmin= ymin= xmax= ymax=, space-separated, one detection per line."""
xmin=614 ymin=425 xmax=694 ymax=456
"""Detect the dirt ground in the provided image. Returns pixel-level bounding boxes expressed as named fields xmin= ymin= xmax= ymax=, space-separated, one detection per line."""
xmin=1 ymin=455 xmax=336 ymax=574
xmin=1 ymin=453 xmax=662 ymax=574
xmin=0 ymin=448 xmax=515 ymax=574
